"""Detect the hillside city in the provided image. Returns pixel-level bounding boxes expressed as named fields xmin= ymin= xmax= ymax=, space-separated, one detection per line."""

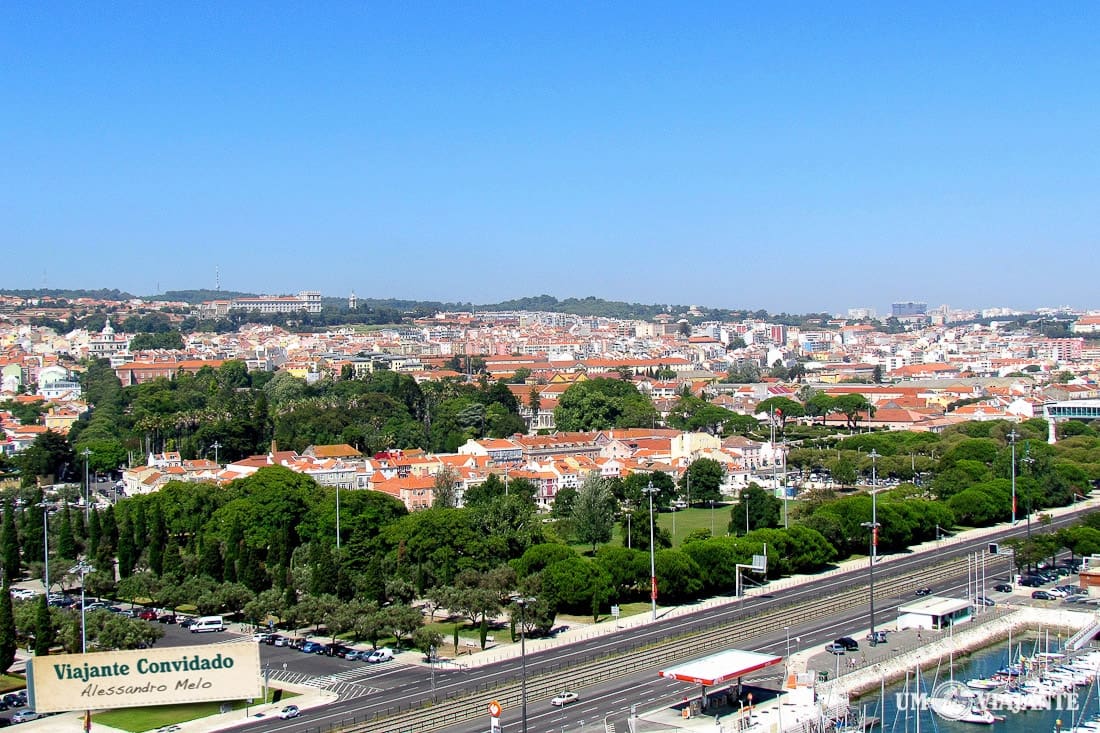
xmin=2 ymin=289 xmax=1099 ymax=511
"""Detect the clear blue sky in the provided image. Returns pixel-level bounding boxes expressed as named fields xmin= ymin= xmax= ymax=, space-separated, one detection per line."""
xmin=3 ymin=3 xmax=1097 ymax=314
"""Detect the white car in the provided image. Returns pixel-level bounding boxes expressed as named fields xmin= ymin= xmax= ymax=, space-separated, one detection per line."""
xmin=10 ymin=588 xmax=36 ymax=600
xmin=551 ymin=692 xmax=579 ymax=707
xmin=277 ymin=705 xmax=300 ymax=720
xmin=365 ymin=648 xmax=394 ymax=663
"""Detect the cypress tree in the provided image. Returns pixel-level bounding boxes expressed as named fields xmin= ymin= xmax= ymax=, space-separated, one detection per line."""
xmin=86 ymin=508 xmax=101 ymax=558
xmin=117 ymin=514 xmax=135 ymax=579
xmin=57 ymin=504 xmax=77 ymax=561
xmin=148 ymin=505 xmax=166 ymax=576
xmin=34 ymin=594 xmax=52 ymax=656
xmin=21 ymin=489 xmax=45 ymax=563
xmin=238 ymin=546 xmax=267 ymax=593
xmin=0 ymin=590 xmax=15 ymax=672
xmin=223 ymin=519 xmax=243 ymax=583
xmin=199 ymin=535 xmax=222 ymax=581
xmin=162 ymin=533 xmax=182 ymax=578
xmin=1 ymin=501 xmax=19 ymax=586
xmin=97 ymin=506 xmax=118 ymax=571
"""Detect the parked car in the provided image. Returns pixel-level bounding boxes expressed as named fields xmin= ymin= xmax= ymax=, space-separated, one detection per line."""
xmin=272 ymin=636 xmax=290 ymax=647
xmin=300 ymin=641 xmax=323 ymax=654
xmin=3 ymin=693 xmax=25 ymax=708
xmin=1032 ymin=590 xmax=1055 ymax=600
xmin=825 ymin=643 xmax=847 ymax=655
xmin=974 ymin=596 xmax=995 ymax=606
xmin=365 ymin=648 xmax=395 ymax=663
xmin=252 ymin=633 xmax=273 ymax=643
xmin=914 ymin=588 xmax=932 ymax=596
xmin=866 ymin=630 xmax=888 ymax=645
xmin=138 ymin=609 xmax=158 ymax=621
xmin=993 ymin=583 xmax=1013 ymax=593
xmin=834 ymin=637 xmax=859 ymax=651
xmin=178 ymin=617 xmax=194 ymax=628
xmin=1019 ymin=576 xmax=1044 ymax=588
xmin=321 ymin=643 xmax=351 ymax=657
xmin=277 ymin=705 xmax=300 ymax=720
xmin=551 ymin=691 xmax=579 ymax=707
xmin=344 ymin=650 xmax=362 ymax=661
xmin=11 ymin=710 xmax=38 ymax=723
xmin=9 ymin=588 xmax=35 ymax=601
xmin=157 ymin=613 xmax=177 ymax=624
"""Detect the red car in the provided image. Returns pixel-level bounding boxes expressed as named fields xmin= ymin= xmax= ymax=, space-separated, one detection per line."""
xmin=138 ymin=609 xmax=158 ymax=621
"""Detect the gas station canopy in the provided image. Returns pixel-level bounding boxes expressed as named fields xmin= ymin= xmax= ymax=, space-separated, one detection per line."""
xmin=658 ymin=649 xmax=783 ymax=687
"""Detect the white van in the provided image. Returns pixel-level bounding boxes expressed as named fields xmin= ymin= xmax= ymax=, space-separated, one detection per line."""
xmin=190 ymin=616 xmax=226 ymax=633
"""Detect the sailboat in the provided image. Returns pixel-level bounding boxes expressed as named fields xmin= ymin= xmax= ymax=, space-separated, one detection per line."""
xmin=933 ymin=635 xmax=999 ymax=725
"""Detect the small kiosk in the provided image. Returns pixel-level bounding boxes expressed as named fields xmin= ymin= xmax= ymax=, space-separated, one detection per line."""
xmin=659 ymin=649 xmax=783 ymax=715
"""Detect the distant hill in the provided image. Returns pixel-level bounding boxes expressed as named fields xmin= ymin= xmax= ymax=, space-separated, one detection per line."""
xmin=1 ymin=288 xmax=840 ymax=325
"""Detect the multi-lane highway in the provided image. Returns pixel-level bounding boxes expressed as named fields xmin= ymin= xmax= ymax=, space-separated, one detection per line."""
xmin=215 ymin=504 xmax=1091 ymax=733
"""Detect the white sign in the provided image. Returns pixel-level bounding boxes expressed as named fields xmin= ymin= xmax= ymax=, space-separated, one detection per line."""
xmin=29 ymin=642 xmax=262 ymax=713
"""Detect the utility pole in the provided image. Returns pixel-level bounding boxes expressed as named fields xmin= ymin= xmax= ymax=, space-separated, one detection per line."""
xmin=1008 ymin=429 xmax=1019 ymax=526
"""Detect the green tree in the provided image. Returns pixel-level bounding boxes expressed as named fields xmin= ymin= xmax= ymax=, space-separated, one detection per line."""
xmin=1 ymin=501 xmax=19 ymax=586
xmin=34 ymin=594 xmax=53 ymax=655
xmin=755 ymin=397 xmax=805 ymax=431
xmin=0 ymin=591 xmax=15 ymax=672
xmin=554 ymin=379 xmax=657 ymax=431
xmin=571 ymin=473 xmax=616 ymax=552
xmin=733 ymin=483 xmax=782 ymax=535
xmin=682 ymin=459 xmax=725 ymax=504
xmin=57 ymin=504 xmax=77 ymax=561
xmin=16 ymin=430 xmax=73 ymax=486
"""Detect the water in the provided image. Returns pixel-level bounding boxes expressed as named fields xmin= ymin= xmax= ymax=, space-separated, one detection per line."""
xmin=853 ymin=635 xmax=1095 ymax=733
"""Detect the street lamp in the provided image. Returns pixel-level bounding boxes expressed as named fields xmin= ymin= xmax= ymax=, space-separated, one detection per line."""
xmin=1023 ymin=444 xmax=1035 ymax=539
xmin=513 ymin=596 xmax=536 ymax=733
xmin=623 ymin=500 xmax=632 ymax=550
xmin=861 ymin=519 xmax=880 ymax=644
xmin=70 ymin=560 xmax=95 ymax=653
xmin=642 ymin=480 xmax=659 ymax=621
xmin=335 ymin=485 xmax=341 ymax=551
xmin=868 ymin=449 xmax=879 ymax=562
xmin=36 ymin=501 xmax=50 ymax=596
xmin=80 ymin=448 xmax=92 ymax=522
xmin=1007 ymin=429 xmax=1019 ymax=526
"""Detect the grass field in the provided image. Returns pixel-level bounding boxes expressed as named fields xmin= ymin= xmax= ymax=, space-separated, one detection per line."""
xmin=0 ymin=674 xmax=24 ymax=693
xmin=93 ymin=689 xmax=289 ymax=732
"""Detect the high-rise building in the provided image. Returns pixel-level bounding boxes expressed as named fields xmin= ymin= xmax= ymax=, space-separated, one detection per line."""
xmin=892 ymin=301 xmax=927 ymax=317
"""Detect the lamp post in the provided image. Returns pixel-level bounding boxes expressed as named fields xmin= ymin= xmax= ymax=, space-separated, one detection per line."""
xmin=210 ymin=440 xmax=221 ymax=465
xmin=70 ymin=560 xmax=95 ymax=653
xmin=80 ymin=448 xmax=92 ymax=522
xmin=1023 ymin=443 xmax=1035 ymax=539
xmin=623 ymin=500 xmax=632 ymax=550
xmin=1007 ymin=429 xmax=1019 ymax=526
xmin=335 ymin=485 xmax=341 ymax=550
xmin=37 ymin=501 xmax=50 ymax=596
xmin=514 ymin=596 xmax=536 ymax=733
xmin=642 ymin=480 xmax=659 ymax=621
xmin=861 ymin=519 xmax=880 ymax=644
xmin=868 ymin=449 xmax=879 ymax=562
xmin=71 ymin=559 xmax=94 ymax=733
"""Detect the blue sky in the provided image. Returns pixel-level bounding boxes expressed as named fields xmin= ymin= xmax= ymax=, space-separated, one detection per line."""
xmin=3 ymin=3 xmax=1097 ymax=314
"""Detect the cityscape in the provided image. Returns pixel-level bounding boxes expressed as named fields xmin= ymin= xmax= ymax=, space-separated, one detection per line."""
xmin=5 ymin=3 xmax=1100 ymax=732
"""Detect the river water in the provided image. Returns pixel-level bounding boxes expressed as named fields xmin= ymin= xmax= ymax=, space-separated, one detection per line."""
xmin=853 ymin=635 xmax=1096 ymax=733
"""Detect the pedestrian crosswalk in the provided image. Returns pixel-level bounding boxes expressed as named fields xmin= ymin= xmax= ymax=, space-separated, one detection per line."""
xmin=266 ymin=666 xmax=388 ymax=701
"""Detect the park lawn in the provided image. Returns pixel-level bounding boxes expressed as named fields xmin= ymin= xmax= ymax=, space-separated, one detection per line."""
xmin=94 ymin=689 xmax=289 ymax=732
xmin=656 ymin=505 xmax=731 ymax=545
xmin=0 ymin=674 xmax=25 ymax=693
